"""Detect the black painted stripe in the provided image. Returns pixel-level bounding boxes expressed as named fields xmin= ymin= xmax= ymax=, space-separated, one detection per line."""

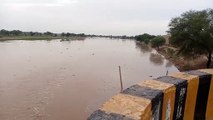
xmin=122 ymin=84 xmax=163 ymax=120
xmin=155 ymin=76 xmax=188 ymax=120
xmin=87 ymin=109 xmax=134 ymax=120
xmin=186 ymin=70 xmax=211 ymax=120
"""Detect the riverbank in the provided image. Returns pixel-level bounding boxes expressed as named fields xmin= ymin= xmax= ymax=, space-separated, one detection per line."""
xmin=157 ymin=46 xmax=212 ymax=71
xmin=0 ymin=36 xmax=86 ymax=41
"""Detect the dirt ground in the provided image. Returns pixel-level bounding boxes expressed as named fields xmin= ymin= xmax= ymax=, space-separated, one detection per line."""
xmin=157 ymin=46 xmax=213 ymax=72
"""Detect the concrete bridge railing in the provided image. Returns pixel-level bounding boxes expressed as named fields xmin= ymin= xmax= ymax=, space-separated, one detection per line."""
xmin=88 ymin=69 xmax=213 ymax=120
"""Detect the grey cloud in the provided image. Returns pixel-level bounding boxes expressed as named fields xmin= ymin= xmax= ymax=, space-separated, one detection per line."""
xmin=0 ymin=0 xmax=212 ymax=35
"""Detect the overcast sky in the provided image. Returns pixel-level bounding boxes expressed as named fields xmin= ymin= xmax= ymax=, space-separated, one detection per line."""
xmin=0 ymin=0 xmax=212 ymax=35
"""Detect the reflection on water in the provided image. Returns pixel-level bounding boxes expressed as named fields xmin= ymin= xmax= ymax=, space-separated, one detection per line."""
xmin=149 ymin=53 xmax=164 ymax=66
xmin=135 ymin=42 xmax=152 ymax=53
xmin=60 ymin=37 xmax=86 ymax=42
xmin=0 ymin=38 xmax=178 ymax=120
xmin=166 ymin=61 xmax=173 ymax=68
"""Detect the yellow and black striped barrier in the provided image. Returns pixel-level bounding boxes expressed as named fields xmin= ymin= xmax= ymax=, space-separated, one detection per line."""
xmin=88 ymin=69 xmax=213 ymax=120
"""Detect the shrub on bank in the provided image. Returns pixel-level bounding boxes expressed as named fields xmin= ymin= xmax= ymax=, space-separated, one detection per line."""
xmin=151 ymin=36 xmax=166 ymax=49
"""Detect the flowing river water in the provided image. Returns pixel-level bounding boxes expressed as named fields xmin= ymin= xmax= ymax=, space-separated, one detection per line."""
xmin=0 ymin=38 xmax=178 ymax=120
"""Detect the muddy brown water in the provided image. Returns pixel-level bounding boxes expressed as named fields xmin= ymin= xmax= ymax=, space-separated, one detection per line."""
xmin=0 ymin=38 xmax=178 ymax=120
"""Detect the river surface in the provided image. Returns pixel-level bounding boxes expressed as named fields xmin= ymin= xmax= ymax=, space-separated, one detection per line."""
xmin=0 ymin=38 xmax=178 ymax=120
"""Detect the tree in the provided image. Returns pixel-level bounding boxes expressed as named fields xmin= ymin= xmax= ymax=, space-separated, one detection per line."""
xmin=0 ymin=29 xmax=10 ymax=36
xmin=10 ymin=30 xmax=22 ymax=36
xmin=61 ymin=32 xmax=65 ymax=37
xmin=29 ymin=31 xmax=35 ymax=36
xmin=168 ymin=9 xmax=213 ymax=68
xmin=78 ymin=33 xmax=85 ymax=37
xmin=53 ymin=34 xmax=57 ymax=37
xmin=44 ymin=31 xmax=53 ymax=36
xmin=66 ymin=32 xmax=71 ymax=37
xmin=135 ymin=33 xmax=155 ymax=43
xmin=144 ymin=38 xmax=150 ymax=44
xmin=151 ymin=36 xmax=166 ymax=49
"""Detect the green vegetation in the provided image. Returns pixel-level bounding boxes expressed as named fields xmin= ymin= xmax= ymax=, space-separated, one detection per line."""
xmin=134 ymin=9 xmax=213 ymax=70
xmin=135 ymin=34 xmax=166 ymax=49
xmin=168 ymin=9 xmax=213 ymax=68
xmin=150 ymin=36 xmax=166 ymax=49
xmin=0 ymin=29 xmax=86 ymax=41
xmin=135 ymin=33 xmax=156 ymax=44
xmin=0 ymin=29 xmax=136 ymax=41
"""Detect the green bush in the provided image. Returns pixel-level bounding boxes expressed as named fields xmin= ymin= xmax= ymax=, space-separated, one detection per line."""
xmin=151 ymin=36 xmax=165 ymax=48
xmin=135 ymin=33 xmax=155 ymax=44
xmin=144 ymin=38 xmax=150 ymax=44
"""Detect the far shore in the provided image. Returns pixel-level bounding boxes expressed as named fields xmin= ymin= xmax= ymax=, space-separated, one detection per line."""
xmin=0 ymin=36 xmax=86 ymax=41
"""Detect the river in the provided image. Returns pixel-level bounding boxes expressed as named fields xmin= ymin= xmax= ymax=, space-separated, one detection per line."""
xmin=0 ymin=37 xmax=178 ymax=120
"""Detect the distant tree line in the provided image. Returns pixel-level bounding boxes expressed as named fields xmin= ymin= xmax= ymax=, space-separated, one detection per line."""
xmin=0 ymin=29 xmax=136 ymax=39
xmin=61 ymin=32 xmax=85 ymax=37
xmin=0 ymin=29 xmax=23 ymax=36
xmin=0 ymin=29 xmax=86 ymax=37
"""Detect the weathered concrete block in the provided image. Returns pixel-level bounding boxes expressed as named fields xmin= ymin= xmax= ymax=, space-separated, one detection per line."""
xmin=88 ymin=69 xmax=213 ymax=120
xmin=186 ymin=70 xmax=212 ymax=120
xmin=155 ymin=76 xmax=188 ymax=120
xmin=169 ymin=72 xmax=199 ymax=120
xmin=122 ymin=85 xmax=163 ymax=120
xmin=138 ymin=80 xmax=176 ymax=120
xmin=199 ymin=69 xmax=213 ymax=120
xmin=87 ymin=110 xmax=133 ymax=120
